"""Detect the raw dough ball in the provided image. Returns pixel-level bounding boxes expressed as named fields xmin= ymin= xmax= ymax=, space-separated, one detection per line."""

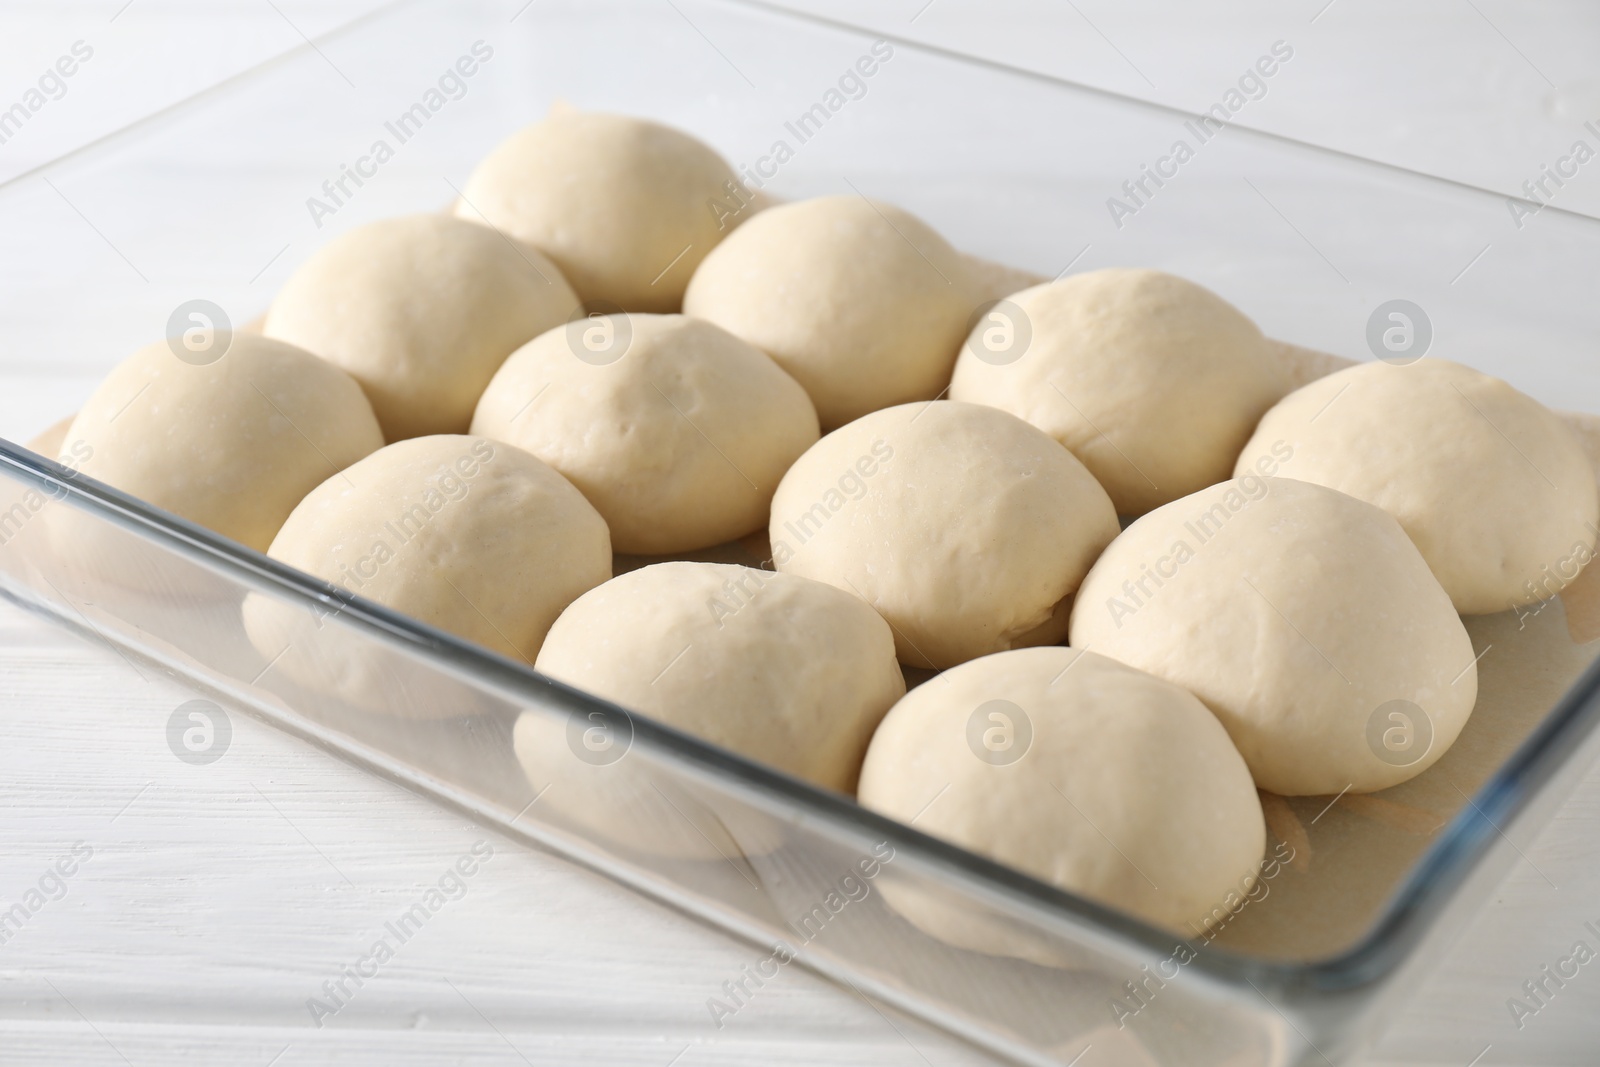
xmin=534 ymin=562 xmax=904 ymax=792
xmin=949 ymin=269 xmax=1288 ymax=515
xmin=683 ymin=195 xmax=978 ymax=429
xmin=1238 ymin=358 xmax=1600 ymax=615
xmin=0 ymin=418 xmax=84 ymax=592
xmin=1069 ymin=477 xmax=1478 ymax=795
xmin=64 ymin=333 xmax=382 ymax=552
xmin=858 ymin=647 xmax=1266 ymax=935
xmin=770 ymin=401 xmax=1120 ymax=669
xmin=253 ymin=435 xmax=610 ymax=665
xmin=511 ymin=706 xmax=784 ymax=861
xmin=455 ymin=110 xmax=742 ymax=311
xmin=263 ymin=214 xmax=579 ymax=441
xmin=512 ymin=700 xmax=793 ymax=857
xmin=27 ymin=414 xmax=74 ymax=458
xmin=472 ymin=314 xmax=818 ymax=554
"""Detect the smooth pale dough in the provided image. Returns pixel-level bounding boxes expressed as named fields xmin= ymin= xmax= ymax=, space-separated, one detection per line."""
xmin=263 ymin=214 xmax=578 ymax=441
xmin=949 ymin=269 xmax=1288 ymax=515
xmin=770 ymin=401 xmax=1120 ymax=669
xmin=26 ymin=415 xmax=73 ymax=458
xmin=533 ymin=562 xmax=905 ymax=793
xmin=63 ymin=334 xmax=382 ymax=552
xmin=455 ymin=110 xmax=742 ymax=312
xmin=252 ymin=435 xmax=610 ymax=665
xmin=1069 ymin=477 xmax=1478 ymax=795
xmin=683 ymin=195 xmax=979 ymax=430
xmin=511 ymin=706 xmax=785 ymax=861
xmin=1238 ymin=358 xmax=1600 ymax=615
xmin=472 ymin=314 xmax=818 ymax=554
xmin=858 ymin=647 xmax=1266 ymax=935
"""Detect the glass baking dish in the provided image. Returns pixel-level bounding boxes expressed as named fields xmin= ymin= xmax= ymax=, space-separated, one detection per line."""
xmin=4 ymin=1 xmax=1600 ymax=1064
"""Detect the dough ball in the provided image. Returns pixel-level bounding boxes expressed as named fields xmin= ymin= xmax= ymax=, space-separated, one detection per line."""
xmin=864 ymin=869 xmax=1082 ymax=968
xmin=770 ymin=401 xmax=1120 ymax=669
xmin=263 ymin=214 xmax=579 ymax=441
xmin=511 ymin=706 xmax=786 ymax=861
xmin=1238 ymin=358 xmax=1600 ymax=615
xmin=683 ymin=195 xmax=979 ymax=429
xmin=1069 ymin=476 xmax=1478 ymax=795
xmin=253 ymin=435 xmax=610 ymax=666
xmin=64 ymin=333 xmax=382 ymax=552
xmin=27 ymin=414 xmax=74 ymax=458
xmin=472 ymin=314 xmax=818 ymax=554
xmin=858 ymin=647 xmax=1266 ymax=935
xmin=534 ymin=562 xmax=905 ymax=792
xmin=949 ymin=269 xmax=1288 ymax=515
xmin=455 ymin=110 xmax=742 ymax=311
xmin=0 ymin=419 xmax=83 ymax=593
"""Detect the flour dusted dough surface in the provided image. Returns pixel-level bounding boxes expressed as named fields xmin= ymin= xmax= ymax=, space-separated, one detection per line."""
xmin=949 ymin=269 xmax=1288 ymax=516
xmin=533 ymin=562 xmax=904 ymax=793
xmin=1239 ymin=358 xmax=1600 ymax=615
xmin=456 ymin=110 xmax=741 ymax=312
xmin=684 ymin=196 xmax=979 ymax=430
xmin=63 ymin=334 xmax=382 ymax=553
xmin=770 ymin=401 xmax=1119 ymax=670
xmin=472 ymin=314 xmax=817 ymax=555
xmin=859 ymin=647 xmax=1266 ymax=935
xmin=263 ymin=214 xmax=579 ymax=442
xmin=1069 ymin=476 xmax=1478 ymax=796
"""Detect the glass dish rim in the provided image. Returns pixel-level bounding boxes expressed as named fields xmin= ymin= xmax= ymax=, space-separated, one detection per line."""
xmin=7 ymin=436 xmax=1600 ymax=1001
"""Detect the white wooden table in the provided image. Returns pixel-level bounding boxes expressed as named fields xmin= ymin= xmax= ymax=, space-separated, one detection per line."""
xmin=4 ymin=4 xmax=1600 ymax=1065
